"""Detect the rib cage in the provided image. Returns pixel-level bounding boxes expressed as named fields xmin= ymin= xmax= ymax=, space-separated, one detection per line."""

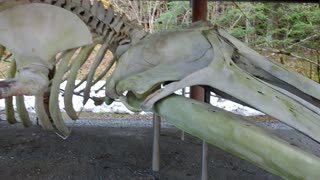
xmin=0 ymin=0 xmax=149 ymax=136
xmin=3 ymin=0 xmax=148 ymax=44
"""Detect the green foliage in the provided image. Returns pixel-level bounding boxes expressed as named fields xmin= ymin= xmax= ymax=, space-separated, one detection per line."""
xmin=150 ymin=2 xmax=320 ymax=82
xmin=154 ymin=2 xmax=190 ymax=31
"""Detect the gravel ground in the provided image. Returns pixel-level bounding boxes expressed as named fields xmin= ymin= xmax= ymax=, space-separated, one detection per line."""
xmin=0 ymin=116 xmax=319 ymax=180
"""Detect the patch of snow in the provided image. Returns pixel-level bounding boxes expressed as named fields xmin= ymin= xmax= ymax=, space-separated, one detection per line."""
xmin=0 ymin=81 xmax=263 ymax=116
xmin=176 ymin=87 xmax=264 ymax=116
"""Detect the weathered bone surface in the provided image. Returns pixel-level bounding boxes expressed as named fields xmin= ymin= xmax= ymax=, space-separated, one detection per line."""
xmin=0 ymin=3 xmax=92 ymax=97
xmin=105 ymin=22 xmax=320 ymax=178
xmin=0 ymin=2 xmax=94 ymax=136
xmin=1 ymin=1 xmax=320 ymax=179
xmin=154 ymin=95 xmax=320 ymax=179
xmin=105 ymin=28 xmax=213 ymax=98
xmin=106 ymin=22 xmax=320 ymax=143
xmin=0 ymin=0 xmax=147 ymax=137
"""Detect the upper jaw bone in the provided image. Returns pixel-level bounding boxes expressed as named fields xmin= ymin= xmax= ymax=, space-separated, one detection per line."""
xmin=108 ymin=27 xmax=320 ymax=144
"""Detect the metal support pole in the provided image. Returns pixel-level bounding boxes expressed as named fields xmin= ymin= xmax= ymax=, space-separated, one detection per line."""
xmin=191 ymin=1 xmax=208 ymax=179
xmin=152 ymin=114 xmax=161 ymax=172
xmin=192 ymin=0 xmax=207 ymax=22
xmin=201 ymin=88 xmax=211 ymax=180
xmin=190 ymin=0 xmax=207 ymax=101
xmin=201 ymin=141 xmax=208 ymax=180
xmin=190 ymin=87 xmax=204 ymax=100
xmin=181 ymin=88 xmax=186 ymax=140
xmin=181 ymin=130 xmax=185 ymax=141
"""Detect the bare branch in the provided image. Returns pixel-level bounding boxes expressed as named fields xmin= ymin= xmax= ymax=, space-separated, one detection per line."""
xmin=256 ymin=47 xmax=319 ymax=67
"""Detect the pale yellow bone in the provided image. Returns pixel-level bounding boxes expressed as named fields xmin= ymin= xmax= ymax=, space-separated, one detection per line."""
xmin=0 ymin=3 xmax=93 ymax=97
xmin=0 ymin=3 xmax=92 ymax=63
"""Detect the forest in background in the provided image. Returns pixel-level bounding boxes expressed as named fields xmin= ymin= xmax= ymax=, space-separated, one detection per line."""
xmin=0 ymin=1 xmax=319 ymax=82
xmin=106 ymin=0 xmax=320 ymax=82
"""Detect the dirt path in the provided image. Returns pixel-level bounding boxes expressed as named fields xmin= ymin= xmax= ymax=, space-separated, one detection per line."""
xmin=0 ymin=119 xmax=284 ymax=180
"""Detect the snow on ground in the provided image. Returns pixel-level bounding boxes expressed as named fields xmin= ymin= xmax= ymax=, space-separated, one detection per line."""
xmin=0 ymin=81 xmax=263 ymax=116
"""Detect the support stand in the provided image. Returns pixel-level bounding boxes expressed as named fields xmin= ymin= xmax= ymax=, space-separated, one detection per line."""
xmin=181 ymin=88 xmax=186 ymax=141
xmin=201 ymin=87 xmax=211 ymax=180
xmin=152 ymin=114 xmax=161 ymax=172
xmin=191 ymin=0 xmax=208 ymax=179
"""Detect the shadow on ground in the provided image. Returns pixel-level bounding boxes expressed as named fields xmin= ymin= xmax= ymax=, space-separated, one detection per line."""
xmin=0 ymin=119 xmax=287 ymax=180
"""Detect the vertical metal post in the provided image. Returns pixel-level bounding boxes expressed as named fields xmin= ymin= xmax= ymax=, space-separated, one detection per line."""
xmin=192 ymin=0 xmax=207 ymax=22
xmin=191 ymin=1 xmax=208 ymax=179
xmin=181 ymin=88 xmax=186 ymax=140
xmin=152 ymin=114 xmax=161 ymax=172
xmin=181 ymin=130 xmax=185 ymax=141
xmin=202 ymin=87 xmax=211 ymax=180
xmin=201 ymin=141 xmax=208 ymax=180
xmin=190 ymin=0 xmax=207 ymax=101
